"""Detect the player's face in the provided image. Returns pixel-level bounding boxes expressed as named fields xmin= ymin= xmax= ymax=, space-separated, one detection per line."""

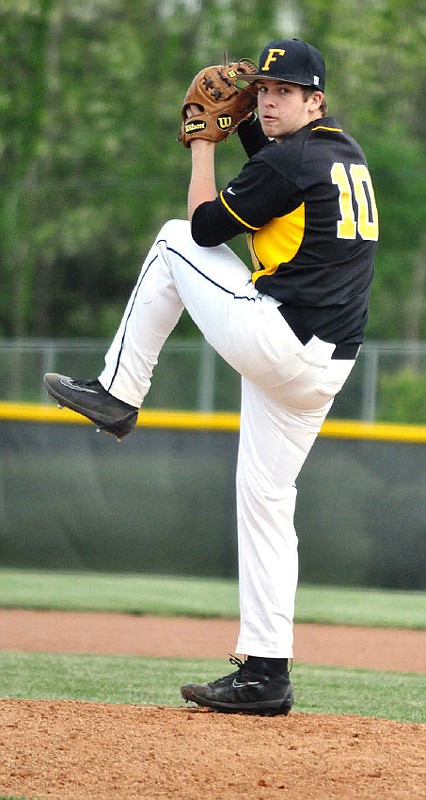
xmin=256 ymin=80 xmax=322 ymax=141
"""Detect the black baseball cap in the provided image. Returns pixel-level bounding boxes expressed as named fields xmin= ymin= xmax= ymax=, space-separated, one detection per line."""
xmin=242 ymin=39 xmax=325 ymax=92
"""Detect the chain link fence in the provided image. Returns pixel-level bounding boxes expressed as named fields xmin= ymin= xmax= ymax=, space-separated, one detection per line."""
xmin=1 ymin=338 xmax=426 ymax=423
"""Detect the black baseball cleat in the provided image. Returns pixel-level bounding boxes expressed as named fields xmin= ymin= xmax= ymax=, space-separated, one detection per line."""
xmin=180 ymin=656 xmax=294 ymax=716
xmin=43 ymin=373 xmax=139 ymax=440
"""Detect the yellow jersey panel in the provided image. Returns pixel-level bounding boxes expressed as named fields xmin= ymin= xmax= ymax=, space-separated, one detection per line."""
xmin=251 ymin=203 xmax=305 ymax=283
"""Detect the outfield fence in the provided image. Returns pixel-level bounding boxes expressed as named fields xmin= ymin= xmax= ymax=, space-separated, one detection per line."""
xmin=1 ymin=337 xmax=426 ymax=422
xmin=1 ymin=336 xmax=425 ymax=589
xmin=0 ymin=402 xmax=425 ymax=590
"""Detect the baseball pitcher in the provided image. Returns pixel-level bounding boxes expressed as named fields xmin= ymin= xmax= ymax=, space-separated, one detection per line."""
xmin=43 ymin=38 xmax=378 ymax=715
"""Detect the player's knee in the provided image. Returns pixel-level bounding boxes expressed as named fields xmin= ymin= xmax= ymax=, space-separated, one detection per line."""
xmin=157 ymin=219 xmax=190 ymax=242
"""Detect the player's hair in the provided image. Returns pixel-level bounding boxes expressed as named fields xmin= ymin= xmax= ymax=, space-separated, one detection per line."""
xmin=302 ymin=87 xmax=328 ymax=117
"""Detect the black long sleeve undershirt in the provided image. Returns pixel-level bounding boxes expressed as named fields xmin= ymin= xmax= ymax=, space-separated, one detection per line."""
xmin=237 ymin=113 xmax=268 ymax=157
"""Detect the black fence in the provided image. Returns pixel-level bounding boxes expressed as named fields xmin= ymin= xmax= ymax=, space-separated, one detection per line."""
xmin=0 ymin=419 xmax=425 ymax=590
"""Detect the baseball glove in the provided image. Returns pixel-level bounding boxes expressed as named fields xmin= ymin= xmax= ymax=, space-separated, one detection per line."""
xmin=178 ymin=60 xmax=259 ymax=148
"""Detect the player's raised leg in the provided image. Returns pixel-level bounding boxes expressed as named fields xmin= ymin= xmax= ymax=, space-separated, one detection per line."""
xmin=44 ymin=219 xmax=305 ymax=437
xmin=43 ymin=220 xmax=247 ymax=434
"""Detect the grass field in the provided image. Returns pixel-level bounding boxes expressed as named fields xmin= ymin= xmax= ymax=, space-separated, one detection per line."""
xmin=1 ymin=650 xmax=425 ymax=723
xmin=1 ymin=568 xmax=426 ymax=628
xmin=0 ymin=569 xmax=425 ymax=725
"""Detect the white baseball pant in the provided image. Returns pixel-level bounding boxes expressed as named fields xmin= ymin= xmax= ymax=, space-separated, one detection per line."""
xmin=99 ymin=220 xmax=355 ymax=658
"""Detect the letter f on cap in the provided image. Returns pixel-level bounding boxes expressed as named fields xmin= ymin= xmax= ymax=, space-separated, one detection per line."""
xmin=262 ymin=48 xmax=286 ymax=71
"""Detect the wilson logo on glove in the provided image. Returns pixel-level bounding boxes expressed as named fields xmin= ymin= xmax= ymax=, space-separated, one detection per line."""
xmin=217 ymin=115 xmax=233 ymax=130
xmin=184 ymin=120 xmax=207 ymax=135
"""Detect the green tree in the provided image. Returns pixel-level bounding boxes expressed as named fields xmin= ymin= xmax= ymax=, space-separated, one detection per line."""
xmin=0 ymin=0 xmax=283 ymax=337
xmin=1 ymin=0 xmax=426 ymax=343
xmin=297 ymin=0 xmax=426 ymax=343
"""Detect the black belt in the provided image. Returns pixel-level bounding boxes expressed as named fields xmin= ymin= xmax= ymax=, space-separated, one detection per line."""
xmin=278 ymin=305 xmax=359 ymax=360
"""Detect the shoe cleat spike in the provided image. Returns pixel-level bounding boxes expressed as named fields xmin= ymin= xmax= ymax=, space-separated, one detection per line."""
xmin=96 ymin=427 xmax=101 ymax=433
xmin=57 ymin=402 xmax=63 ymax=409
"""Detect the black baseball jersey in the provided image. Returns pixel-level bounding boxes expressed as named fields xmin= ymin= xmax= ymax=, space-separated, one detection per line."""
xmin=191 ymin=116 xmax=379 ymax=346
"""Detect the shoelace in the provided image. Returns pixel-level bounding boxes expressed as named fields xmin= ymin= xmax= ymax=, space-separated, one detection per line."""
xmin=228 ymin=654 xmax=256 ymax=682
xmin=229 ymin=653 xmax=293 ymax=676
xmin=228 ymin=655 xmax=244 ymax=670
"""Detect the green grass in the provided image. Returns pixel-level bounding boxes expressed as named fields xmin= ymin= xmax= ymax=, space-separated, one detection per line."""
xmin=0 ymin=568 xmax=425 ymax=628
xmin=0 ymin=569 xmax=425 ymax=728
xmin=0 ymin=651 xmax=424 ymax=724
xmin=0 ymin=569 xmax=239 ymax=617
xmin=295 ymin=584 xmax=426 ymax=629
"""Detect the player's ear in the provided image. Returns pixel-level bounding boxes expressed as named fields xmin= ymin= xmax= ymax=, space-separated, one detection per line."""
xmin=310 ymin=90 xmax=324 ymax=110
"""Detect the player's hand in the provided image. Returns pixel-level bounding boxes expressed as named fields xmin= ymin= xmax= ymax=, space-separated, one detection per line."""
xmin=185 ymin=103 xmax=203 ymax=118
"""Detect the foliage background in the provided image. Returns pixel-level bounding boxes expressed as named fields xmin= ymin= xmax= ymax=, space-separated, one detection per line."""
xmin=1 ymin=0 xmax=426 ymax=344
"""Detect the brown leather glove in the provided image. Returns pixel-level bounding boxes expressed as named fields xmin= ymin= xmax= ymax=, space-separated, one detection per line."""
xmin=178 ymin=60 xmax=259 ymax=148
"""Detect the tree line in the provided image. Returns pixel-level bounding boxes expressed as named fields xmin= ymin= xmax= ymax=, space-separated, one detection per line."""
xmin=1 ymin=0 xmax=426 ymax=343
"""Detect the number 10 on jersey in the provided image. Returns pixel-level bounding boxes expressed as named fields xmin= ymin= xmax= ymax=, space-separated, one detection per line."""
xmin=331 ymin=162 xmax=379 ymax=241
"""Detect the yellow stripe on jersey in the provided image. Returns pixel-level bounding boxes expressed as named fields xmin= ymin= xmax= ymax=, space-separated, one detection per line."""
xmin=219 ymin=190 xmax=262 ymax=231
xmin=311 ymin=125 xmax=343 ymax=133
xmin=250 ymin=202 xmax=305 ymax=281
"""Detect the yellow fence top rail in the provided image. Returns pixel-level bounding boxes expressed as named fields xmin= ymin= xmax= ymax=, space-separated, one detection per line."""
xmin=1 ymin=401 xmax=426 ymax=443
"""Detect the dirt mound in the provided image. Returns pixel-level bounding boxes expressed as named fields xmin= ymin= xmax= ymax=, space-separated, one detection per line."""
xmin=1 ymin=610 xmax=425 ymax=799
xmin=1 ymin=700 xmax=425 ymax=799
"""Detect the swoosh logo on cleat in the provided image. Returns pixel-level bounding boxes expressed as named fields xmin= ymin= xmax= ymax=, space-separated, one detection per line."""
xmin=232 ymin=678 xmax=261 ymax=689
xmin=59 ymin=378 xmax=98 ymax=394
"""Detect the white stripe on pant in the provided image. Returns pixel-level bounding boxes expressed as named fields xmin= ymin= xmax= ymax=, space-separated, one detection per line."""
xmin=99 ymin=220 xmax=355 ymax=657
